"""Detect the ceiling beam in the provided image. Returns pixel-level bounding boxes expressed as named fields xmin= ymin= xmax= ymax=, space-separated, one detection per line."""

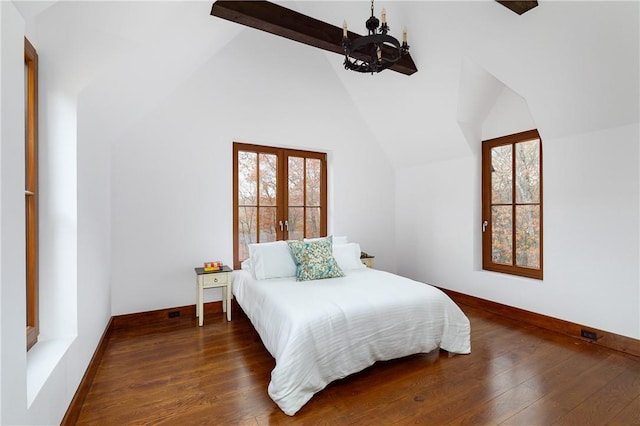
xmin=496 ymin=1 xmax=538 ymax=15
xmin=210 ymin=1 xmax=418 ymax=76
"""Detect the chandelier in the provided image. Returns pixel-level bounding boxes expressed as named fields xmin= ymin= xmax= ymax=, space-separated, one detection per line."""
xmin=342 ymin=0 xmax=409 ymax=74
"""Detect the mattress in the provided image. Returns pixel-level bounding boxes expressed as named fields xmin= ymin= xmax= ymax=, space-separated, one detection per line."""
xmin=232 ymin=267 xmax=471 ymax=415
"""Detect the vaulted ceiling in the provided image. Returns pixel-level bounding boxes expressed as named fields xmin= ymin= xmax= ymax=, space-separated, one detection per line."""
xmin=16 ymin=1 xmax=640 ymax=168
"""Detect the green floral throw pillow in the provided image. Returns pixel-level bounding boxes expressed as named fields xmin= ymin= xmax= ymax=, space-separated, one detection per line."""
xmin=287 ymin=236 xmax=345 ymax=281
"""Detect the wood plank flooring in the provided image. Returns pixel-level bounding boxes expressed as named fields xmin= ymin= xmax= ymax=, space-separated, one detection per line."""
xmin=75 ymin=304 xmax=640 ymax=425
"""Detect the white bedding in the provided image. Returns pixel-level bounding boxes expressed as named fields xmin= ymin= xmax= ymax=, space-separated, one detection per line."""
xmin=232 ymin=267 xmax=471 ymax=415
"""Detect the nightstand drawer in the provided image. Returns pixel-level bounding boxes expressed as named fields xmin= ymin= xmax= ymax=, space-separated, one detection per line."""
xmin=202 ymin=272 xmax=228 ymax=287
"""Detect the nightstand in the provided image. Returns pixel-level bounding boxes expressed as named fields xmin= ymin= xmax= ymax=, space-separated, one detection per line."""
xmin=360 ymin=255 xmax=375 ymax=268
xmin=194 ymin=265 xmax=232 ymax=326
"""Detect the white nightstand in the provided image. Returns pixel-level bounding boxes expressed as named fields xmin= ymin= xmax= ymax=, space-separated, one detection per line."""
xmin=361 ymin=256 xmax=375 ymax=269
xmin=194 ymin=265 xmax=232 ymax=326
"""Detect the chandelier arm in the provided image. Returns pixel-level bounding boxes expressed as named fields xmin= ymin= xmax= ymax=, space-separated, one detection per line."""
xmin=343 ymin=56 xmax=397 ymax=73
xmin=350 ymin=34 xmax=401 ymax=58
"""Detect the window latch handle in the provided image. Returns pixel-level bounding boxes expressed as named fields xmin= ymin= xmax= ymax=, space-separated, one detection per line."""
xmin=284 ymin=220 xmax=289 ymax=231
xmin=279 ymin=220 xmax=284 ymax=232
xmin=482 ymin=220 xmax=488 ymax=233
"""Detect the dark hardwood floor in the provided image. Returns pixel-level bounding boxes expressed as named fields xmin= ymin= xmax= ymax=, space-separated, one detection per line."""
xmin=75 ymin=303 xmax=640 ymax=425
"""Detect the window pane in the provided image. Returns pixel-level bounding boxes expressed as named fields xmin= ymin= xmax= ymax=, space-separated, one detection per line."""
xmin=238 ymin=206 xmax=257 ymax=261
xmin=516 ymin=139 xmax=540 ymax=204
xmin=306 ymin=207 xmax=321 ymax=238
xmin=306 ymin=158 xmax=321 ymax=206
xmin=491 ymin=145 xmax=512 ymax=204
xmin=491 ymin=206 xmax=512 ymax=265
xmin=288 ymin=157 xmax=304 ymax=206
xmin=238 ymin=152 xmax=257 ymax=205
xmin=259 ymin=206 xmax=277 ymax=242
xmin=516 ymin=205 xmax=540 ymax=269
xmin=259 ymin=153 xmax=277 ymax=206
xmin=288 ymin=207 xmax=304 ymax=240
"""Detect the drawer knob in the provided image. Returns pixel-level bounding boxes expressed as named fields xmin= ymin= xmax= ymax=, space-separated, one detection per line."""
xmin=214 ymin=278 xmax=218 ymax=283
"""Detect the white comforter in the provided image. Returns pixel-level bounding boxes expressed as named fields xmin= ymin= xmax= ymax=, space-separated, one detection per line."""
xmin=232 ymin=267 xmax=471 ymax=415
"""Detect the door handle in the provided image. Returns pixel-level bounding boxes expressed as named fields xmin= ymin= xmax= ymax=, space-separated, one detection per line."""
xmin=482 ymin=220 xmax=488 ymax=232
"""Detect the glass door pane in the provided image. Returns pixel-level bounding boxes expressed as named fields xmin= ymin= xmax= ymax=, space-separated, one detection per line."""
xmin=516 ymin=205 xmax=540 ymax=269
xmin=491 ymin=145 xmax=512 ymax=204
xmin=237 ymin=151 xmax=278 ymax=261
xmin=258 ymin=153 xmax=278 ymax=242
xmin=306 ymin=158 xmax=321 ymax=207
xmin=259 ymin=153 xmax=277 ymax=207
xmin=286 ymin=156 xmax=323 ymax=239
xmin=305 ymin=207 xmax=321 ymax=238
xmin=238 ymin=206 xmax=256 ymax=260
xmin=288 ymin=156 xmax=304 ymax=240
xmin=515 ymin=139 xmax=540 ymax=204
xmin=287 ymin=207 xmax=304 ymax=240
xmin=305 ymin=159 xmax=321 ymax=238
xmin=491 ymin=206 xmax=513 ymax=265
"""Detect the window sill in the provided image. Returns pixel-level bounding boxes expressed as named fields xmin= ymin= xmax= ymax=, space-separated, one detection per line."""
xmin=26 ymin=337 xmax=74 ymax=407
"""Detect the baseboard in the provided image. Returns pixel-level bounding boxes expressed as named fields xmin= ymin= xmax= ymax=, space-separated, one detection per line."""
xmin=61 ymin=301 xmax=225 ymax=424
xmin=440 ymin=288 xmax=640 ymax=358
xmin=111 ymin=301 xmax=225 ymax=329
xmin=61 ymin=317 xmax=114 ymax=426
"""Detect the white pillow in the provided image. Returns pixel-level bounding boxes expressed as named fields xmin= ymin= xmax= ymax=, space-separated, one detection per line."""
xmin=241 ymin=259 xmax=252 ymax=272
xmin=333 ymin=243 xmax=366 ymax=271
xmin=333 ymin=235 xmax=348 ymax=245
xmin=304 ymin=235 xmax=348 ymax=245
xmin=248 ymin=241 xmax=297 ymax=280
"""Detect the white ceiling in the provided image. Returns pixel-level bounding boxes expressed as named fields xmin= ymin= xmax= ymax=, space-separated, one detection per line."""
xmin=17 ymin=0 xmax=640 ymax=168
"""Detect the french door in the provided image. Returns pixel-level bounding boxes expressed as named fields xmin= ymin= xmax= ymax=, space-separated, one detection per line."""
xmin=233 ymin=143 xmax=327 ymax=269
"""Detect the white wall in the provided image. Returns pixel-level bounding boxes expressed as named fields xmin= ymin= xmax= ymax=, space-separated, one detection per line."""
xmin=481 ymin=85 xmax=536 ymax=141
xmin=394 ymin=1 xmax=639 ymax=340
xmin=0 ymin=1 xmax=113 ymax=424
xmin=109 ymin=28 xmax=397 ymax=315
xmin=1 ymin=2 xmax=29 ymax=422
xmin=396 ymin=123 xmax=640 ymax=339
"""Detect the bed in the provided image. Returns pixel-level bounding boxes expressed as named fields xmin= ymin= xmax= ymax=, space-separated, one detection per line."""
xmin=232 ymin=237 xmax=471 ymax=416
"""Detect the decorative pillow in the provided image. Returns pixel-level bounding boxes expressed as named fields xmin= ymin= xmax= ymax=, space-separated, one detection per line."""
xmin=333 ymin=243 xmax=366 ymax=271
xmin=287 ymin=236 xmax=345 ymax=281
xmin=248 ymin=241 xmax=297 ymax=280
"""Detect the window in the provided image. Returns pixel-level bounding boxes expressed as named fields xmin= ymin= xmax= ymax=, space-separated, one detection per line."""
xmin=482 ymin=129 xmax=543 ymax=280
xmin=25 ymin=37 xmax=39 ymax=350
xmin=233 ymin=143 xmax=327 ymax=269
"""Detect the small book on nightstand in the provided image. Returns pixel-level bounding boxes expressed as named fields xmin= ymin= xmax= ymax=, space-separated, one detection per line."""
xmin=203 ymin=261 xmax=222 ymax=272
